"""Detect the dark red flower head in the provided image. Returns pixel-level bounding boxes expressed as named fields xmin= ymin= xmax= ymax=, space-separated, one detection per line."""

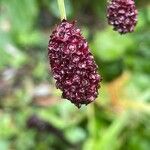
xmin=48 ymin=20 xmax=101 ymax=108
xmin=107 ymin=0 xmax=138 ymax=34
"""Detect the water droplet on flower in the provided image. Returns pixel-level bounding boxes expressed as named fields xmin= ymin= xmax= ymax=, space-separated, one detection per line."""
xmin=78 ymin=62 xmax=86 ymax=68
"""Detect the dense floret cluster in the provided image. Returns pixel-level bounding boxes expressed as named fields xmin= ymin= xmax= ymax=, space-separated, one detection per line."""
xmin=48 ymin=20 xmax=101 ymax=108
xmin=107 ymin=0 xmax=138 ymax=34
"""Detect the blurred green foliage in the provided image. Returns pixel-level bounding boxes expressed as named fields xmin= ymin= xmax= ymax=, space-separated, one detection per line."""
xmin=0 ymin=0 xmax=150 ymax=150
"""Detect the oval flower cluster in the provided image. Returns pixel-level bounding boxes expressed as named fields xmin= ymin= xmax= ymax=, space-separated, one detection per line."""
xmin=107 ymin=0 xmax=138 ymax=34
xmin=48 ymin=20 xmax=101 ymax=108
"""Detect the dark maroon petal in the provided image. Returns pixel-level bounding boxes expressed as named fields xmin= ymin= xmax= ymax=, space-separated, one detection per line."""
xmin=48 ymin=20 xmax=101 ymax=108
xmin=107 ymin=0 xmax=138 ymax=34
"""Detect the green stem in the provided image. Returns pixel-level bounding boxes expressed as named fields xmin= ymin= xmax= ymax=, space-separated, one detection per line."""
xmin=57 ymin=0 xmax=66 ymax=20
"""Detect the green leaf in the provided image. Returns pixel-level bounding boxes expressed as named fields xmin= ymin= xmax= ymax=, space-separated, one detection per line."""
xmin=91 ymin=28 xmax=134 ymax=61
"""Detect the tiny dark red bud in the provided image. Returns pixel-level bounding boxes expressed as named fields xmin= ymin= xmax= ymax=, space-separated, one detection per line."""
xmin=107 ymin=0 xmax=138 ymax=34
xmin=48 ymin=20 xmax=101 ymax=108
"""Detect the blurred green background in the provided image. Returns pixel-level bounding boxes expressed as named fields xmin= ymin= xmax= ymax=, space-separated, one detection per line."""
xmin=0 ymin=0 xmax=150 ymax=150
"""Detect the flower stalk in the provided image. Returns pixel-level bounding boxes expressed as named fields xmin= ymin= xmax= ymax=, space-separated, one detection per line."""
xmin=57 ymin=0 xmax=66 ymax=20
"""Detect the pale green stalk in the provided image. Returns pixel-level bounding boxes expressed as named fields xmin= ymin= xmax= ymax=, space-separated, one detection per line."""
xmin=57 ymin=0 xmax=66 ymax=20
